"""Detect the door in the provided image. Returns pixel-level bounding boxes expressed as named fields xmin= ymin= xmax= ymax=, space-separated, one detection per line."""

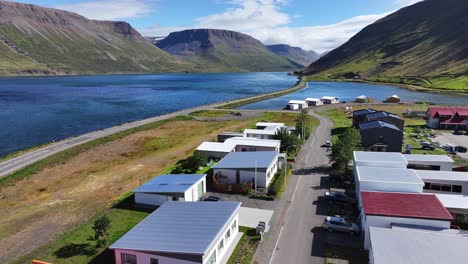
xmin=236 ymin=170 xmax=240 ymax=184
xmin=198 ymin=181 xmax=204 ymax=197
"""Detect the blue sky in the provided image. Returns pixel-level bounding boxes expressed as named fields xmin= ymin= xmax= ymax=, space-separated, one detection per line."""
xmin=12 ymin=0 xmax=422 ymax=53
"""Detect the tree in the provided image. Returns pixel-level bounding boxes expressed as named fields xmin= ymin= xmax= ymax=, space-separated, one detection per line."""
xmin=295 ymin=110 xmax=311 ymax=141
xmin=274 ymin=127 xmax=300 ymax=153
xmin=183 ymin=151 xmax=208 ymax=172
xmin=331 ymin=128 xmax=361 ymax=177
xmin=92 ymin=215 xmax=111 ymax=248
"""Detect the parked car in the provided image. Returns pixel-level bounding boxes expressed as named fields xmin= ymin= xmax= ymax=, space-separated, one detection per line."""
xmin=323 ymin=216 xmax=360 ymax=235
xmin=421 ymin=144 xmax=435 ymax=150
xmin=454 ymin=130 xmax=464 ymax=135
xmin=324 ymin=191 xmax=355 ymax=205
xmin=455 ymin=146 xmax=468 ymax=153
xmin=202 ymin=196 xmax=223 ymax=202
xmin=324 ymin=141 xmax=333 ymax=147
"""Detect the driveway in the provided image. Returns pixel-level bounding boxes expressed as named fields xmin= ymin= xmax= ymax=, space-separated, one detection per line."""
xmin=239 ymin=207 xmax=274 ymax=232
xmin=434 ymin=133 xmax=468 ymax=159
xmin=203 ymin=191 xmax=276 ymax=210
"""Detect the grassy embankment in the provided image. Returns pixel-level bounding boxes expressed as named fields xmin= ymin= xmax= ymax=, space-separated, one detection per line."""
xmin=317 ymin=104 xmax=459 ymax=156
xmin=7 ymin=111 xmax=315 ymax=264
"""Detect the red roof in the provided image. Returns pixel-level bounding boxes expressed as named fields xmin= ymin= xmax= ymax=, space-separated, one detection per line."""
xmin=428 ymin=107 xmax=468 ymax=118
xmin=361 ymin=191 xmax=453 ymax=221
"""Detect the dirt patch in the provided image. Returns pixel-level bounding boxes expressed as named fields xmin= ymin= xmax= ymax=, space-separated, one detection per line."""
xmin=0 ymin=119 xmax=252 ymax=263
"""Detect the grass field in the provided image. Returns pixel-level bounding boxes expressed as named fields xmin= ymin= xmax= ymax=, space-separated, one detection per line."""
xmin=0 ymin=110 xmax=317 ymax=264
xmin=227 ymin=227 xmax=261 ymax=264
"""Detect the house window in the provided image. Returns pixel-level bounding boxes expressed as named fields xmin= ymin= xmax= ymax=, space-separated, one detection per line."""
xmin=430 ymin=184 xmax=441 ymax=191
xmin=424 ymin=182 xmax=430 ymax=189
xmin=452 ymin=185 xmax=463 ymax=193
xmin=121 ymin=253 xmax=137 ymax=264
xmin=225 ymin=229 xmax=231 ymax=240
xmin=231 ymin=220 xmax=237 ymax=231
xmin=206 ymin=250 xmax=216 ymax=264
xmin=218 ymin=239 xmax=224 ymax=252
xmin=441 ymin=185 xmax=452 ymax=192
xmin=150 ymin=258 xmax=159 ymax=264
xmin=172 ymin=196 xmax=179 ymax=201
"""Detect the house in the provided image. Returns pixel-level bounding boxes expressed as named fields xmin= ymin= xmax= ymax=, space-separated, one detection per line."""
xmin=360 ymin=191 xmax=453 ymax=249
xmin=243 ymin=123 xmax=284 ymax=139
xmin=256 ymin=122 xmax=285 ymax=129
xmin=385 ymin=95 xmax=400 ymax=103
xmin=353 ymin=166 xmax=424 ymax=201
xmin=110 ymin=201 xmax=241 ymax=264
xmin=426 ymin=107 xmax=468 ymax=130
xmin=359 ymin=121 xmax=403 ymax=152
xmin=288 ymin=100 xmax=308 ymax=110
xmin=352 ymin=108 xmax=377 ymax=128
xmin=196 ymin=142 xmax=236 ymax=159
xmin=404 ymin=154 xmax=453 ymax=171
xmin=434 ymin=193 xmax=468 ymax=226
xmin=364 ymin=111 xmax=404 ymax=131
xmin=217 ymin=132 xmax=245 ymax=142
xmin=417 ymin=170 xmax=468 ymax=194
xmin=368 ymin=226 xmax=468 ymax=264
xmin=212 ymin=151 xmax=279 ymax=188
xmin=355 ymin=95 xmax=374 ymax=103
xmin=321 ymin=96 xmax=339 ymax=104
xmin=305 ymin=98 xmax=323 ymax=106
xmin=134 ymin=174 xmax=207 ymax=207
xmin=353 ymin=151 xmax=408 ymax=168
xmin=196 ymin=137 xmax=280 ymax=159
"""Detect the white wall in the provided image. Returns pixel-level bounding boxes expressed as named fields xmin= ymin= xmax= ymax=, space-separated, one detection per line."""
xmin=214 ymin=162 xmax=277 ymax=189
xmin=361 ymin=214 xmax=451 ymax=249
xmin=184 ymin=178 xmax=206 ymax=202
xmin=114 ymin=249 xmax=199 ymax=264
xmin=407 ymin=160 xmax=453 ymax=171
xmin=353 ymin=161 xmax=407 ymax=168
xmin=203 ymin=214 xmax=239 ymax=264
xmin=422 ymin=179 xmax=468 ymax=195
xmin=359 ymin=181 xmax=423 ymax=194
xmin=135 ymin=193 xmax=170 ymax=206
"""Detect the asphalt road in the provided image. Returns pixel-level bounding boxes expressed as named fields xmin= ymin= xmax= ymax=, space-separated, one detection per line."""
xmin=269 ymin=111 xmax=334 ymax=264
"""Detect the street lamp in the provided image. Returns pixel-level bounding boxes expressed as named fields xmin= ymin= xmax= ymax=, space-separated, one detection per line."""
xmin=283 ymin=145 xmax=296 ymax=189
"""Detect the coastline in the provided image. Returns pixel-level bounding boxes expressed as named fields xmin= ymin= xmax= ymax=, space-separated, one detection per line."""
xmin=0 ymin=76 xmax=304 ymax=177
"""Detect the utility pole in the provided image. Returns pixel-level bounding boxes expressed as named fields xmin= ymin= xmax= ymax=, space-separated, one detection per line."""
xmin=254 ymin=160 xmax=257 ymax=192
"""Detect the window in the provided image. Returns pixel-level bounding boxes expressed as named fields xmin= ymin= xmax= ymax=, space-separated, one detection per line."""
xmin=424 ymin=182 xmax=430 ymax=189
xmin=206 ymin=250 xmax=216 ymax=264
xmin=430 ymin=184 xmax=441 ymax=191
xmin=218 ymin=239 xmax=224 ymax=252
xmin=225 ymin=229 xmax=231 ymax=240
xmin=231 ymin=220 xmax=237 ymax=231
xmin=121 ymin=253 xmax=137 ymax=264
xmin=150 ymin=258 xmax=159 ymax=264
xmin=172 ymin=196 xmax=179 ymax=201
xmin=452 ymin=185 xmax=463 ymax=193
xmin=441 ymin=185 xmax=452 ymax=192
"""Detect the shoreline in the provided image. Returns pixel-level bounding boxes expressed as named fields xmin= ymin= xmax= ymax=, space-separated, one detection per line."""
xmin=0 ymin=76 xmax=304 ymax=177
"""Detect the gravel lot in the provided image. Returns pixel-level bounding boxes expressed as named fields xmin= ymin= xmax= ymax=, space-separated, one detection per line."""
xmin=434 ymin=133 xmax=468 ymax=159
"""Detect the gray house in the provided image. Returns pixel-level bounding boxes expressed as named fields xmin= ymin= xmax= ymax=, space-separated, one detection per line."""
xmin=352 ymin=108 xmax=377 ymax=128
xmin=359 ymin=121 xmax=403 ymax=152
xmin=364 ymin=111 xmax=405 ymax=130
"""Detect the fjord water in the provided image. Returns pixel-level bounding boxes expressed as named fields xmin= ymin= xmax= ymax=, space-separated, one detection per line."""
xmin=239 ymin=81 xmax=468 ymax=110
xmin=0 ymin=72 xmax=295 ymax=157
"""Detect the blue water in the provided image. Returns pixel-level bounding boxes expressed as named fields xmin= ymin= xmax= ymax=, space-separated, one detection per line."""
xmin=0 ymin=72 xmax=296 ymax=156
xmin=238 ymin=81 xmax=468 ymax=110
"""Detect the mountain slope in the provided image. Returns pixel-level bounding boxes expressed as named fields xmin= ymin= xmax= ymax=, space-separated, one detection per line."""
xmin=299 ymin=0 xmax=468 ymax=91
xmin=266 ymin=44 xmax=319 ymax=67
xmin=0 ymin=1 xmax=185 ymax=75
xmin=156 ymin=29 xmax=301 ymax=72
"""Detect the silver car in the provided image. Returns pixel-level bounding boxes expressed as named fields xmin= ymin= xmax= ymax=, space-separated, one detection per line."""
xmin=322 ymin=216 xmax=360 ymax=235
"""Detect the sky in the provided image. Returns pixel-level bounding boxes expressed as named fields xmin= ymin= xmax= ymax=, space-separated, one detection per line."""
xmin=12 ymin=0 xmax=423 ymax=53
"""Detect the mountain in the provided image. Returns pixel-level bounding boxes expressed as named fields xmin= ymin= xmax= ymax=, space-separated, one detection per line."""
xmin=298 ymin=0 xmax=468 ymax=91
xmin=156 ymin=29 xmax=301 ymax=72
xmin=266 ymin=44 xmax=319 ymax=67
xmin=0 ymin=1 xmax=185 ymax=76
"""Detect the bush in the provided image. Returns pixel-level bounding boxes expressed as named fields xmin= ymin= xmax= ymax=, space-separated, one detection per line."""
xmin=182 ymin=152 xmax=208 ymax=173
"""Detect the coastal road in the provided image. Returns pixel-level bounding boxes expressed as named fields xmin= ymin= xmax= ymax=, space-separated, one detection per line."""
xmin=0 ymin=79 xmax=306 ymax=179
xmin=268 ymin=111 xmax=334 ymax=264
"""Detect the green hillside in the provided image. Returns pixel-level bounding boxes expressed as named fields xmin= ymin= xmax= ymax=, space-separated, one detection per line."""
xmin=298 ymin=0 xmax=468 ymax=92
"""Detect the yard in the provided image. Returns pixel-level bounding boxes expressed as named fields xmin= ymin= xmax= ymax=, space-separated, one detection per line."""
xmin=0 ymin=110 xmax=316 ymax=264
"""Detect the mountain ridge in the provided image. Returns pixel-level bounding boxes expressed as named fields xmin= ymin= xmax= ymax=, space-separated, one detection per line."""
xmin=266 ymin=44 xmax=319 ymax=67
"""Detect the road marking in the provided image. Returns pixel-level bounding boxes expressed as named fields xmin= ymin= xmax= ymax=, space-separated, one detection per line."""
xmin=269 ymin=225 xmax=284 ymax=264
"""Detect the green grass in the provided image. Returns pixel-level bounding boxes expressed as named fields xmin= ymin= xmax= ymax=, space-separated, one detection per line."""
xmin=12 ymin=204 xmax=151 ymax=264
xmin=268 ymin=164 xmax=292 ymax=198
xmin=227 ymin=227 xmax=261 ymax=264
xmin=189 ymin=110 xmax=230 ymax=117
xmin=0 ymin=115 xmax=193 ymax=187
xmin=317 ymin=108 xmax=352 ymax=142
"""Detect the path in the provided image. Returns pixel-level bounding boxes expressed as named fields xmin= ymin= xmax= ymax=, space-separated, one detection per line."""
xmin=254 ymin=111 xmax=333 ymax=264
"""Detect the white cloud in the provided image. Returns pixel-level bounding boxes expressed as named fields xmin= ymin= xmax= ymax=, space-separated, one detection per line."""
xmin=56 ymin=0 xmax=156 ymax=20
xmin=140 ymin=0 xmax=390 ymax=54
xmin=394 ymin=0 xmax=423 ymax=8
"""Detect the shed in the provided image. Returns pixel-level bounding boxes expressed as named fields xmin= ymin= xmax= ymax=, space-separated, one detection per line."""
xmin=134 ymin=174 xmax=207 ymax=206
xmin=305 ymin=98 xmax=323 ymax=106
xmin=355 ymin=95 xmax=374 ymax=103
xmin=386 ymin=95 xmax=400 ymax=103
xmin=288 ymin=100 xmax=308 ymax=110
xmin=110 ymin=201 xmax=241 ymax=264
xmin=321 ymin=96 xmax=339 ymax=104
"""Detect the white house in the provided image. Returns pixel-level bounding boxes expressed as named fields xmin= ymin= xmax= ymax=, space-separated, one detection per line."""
xmin=434 ymin=193 xmax=468 ymax=225
xmin=196 ymin=137 xmax=281 ymax=159
xmin=288 ymin=100 xmax=308 ymax=110
xmin=110 ymin=201 xmax=241 ymax=264
xmin=212 ymin=151 xmax=279 ymax=188
xmin=403 ymin=154 xmax=454 ymax=171
xmin=243 ymin=123 xmax=285 ymax=140
xmin=360 ymin=191 xmax=453 ymax=249
xmin=196 ymin=142 xmax=236 ymax=159
xmin=134 ymin=174 xmax=207 ymax=207
xmin=417 ymin=170 xmax=468 ymax=195
xmin=353 ymin=166 xmax=424 ymax=204
xmin=369 ymin=226 xmax=468 ymax=264
xmin=256 ymin=122 xmax=285 ymax=129
xmin=321 ymin=96 xmax=339 ymax=104
xmin=305 ymin=98 xmax=323 ymax=106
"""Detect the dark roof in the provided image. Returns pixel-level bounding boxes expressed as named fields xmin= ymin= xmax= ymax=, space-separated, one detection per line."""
xmin=365 ymin=111 xmax=401 ymax=120
xmin=361 ymin=191 xmax=453 ymax=221
xmin=110 ymin=202 xmax=241 ymax=254
xmin=212 ymin=151 xmax=278 ymax=169
xmin=359 ymin=120 xmax=401 ymax=131
xmin=353 ymin=108 xmax=376 ymax=117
